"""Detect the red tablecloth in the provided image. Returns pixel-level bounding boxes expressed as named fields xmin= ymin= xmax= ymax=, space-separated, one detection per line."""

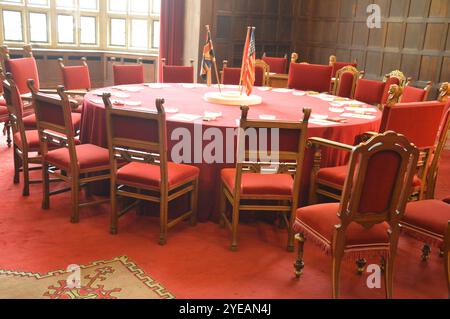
xmin=80 ymin=84 xmax=382 ymax=221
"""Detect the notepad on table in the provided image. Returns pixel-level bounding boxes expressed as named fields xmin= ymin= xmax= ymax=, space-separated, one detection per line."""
xmin=341 ymin=113 xmax=376 ymax=120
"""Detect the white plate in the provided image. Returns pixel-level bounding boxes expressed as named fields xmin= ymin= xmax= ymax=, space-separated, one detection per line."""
xmin=272 ymin=88 xmax=293 ymax=93
xmin=259 ymin=114 xmax=276 ymax=120
xmin=257 ymin=87 xmax=272 ymax=91
xmin=293 ymin=91 xmax=306 ymax=96
xmin=329 ymin=107 xmax=345 ymax=113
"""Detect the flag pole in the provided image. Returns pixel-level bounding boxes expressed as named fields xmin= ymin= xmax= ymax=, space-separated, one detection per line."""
xmin=206 ymin=25 xmax=222 ymax=94
xmin=239 ymin=26 xmax=251 ymax=95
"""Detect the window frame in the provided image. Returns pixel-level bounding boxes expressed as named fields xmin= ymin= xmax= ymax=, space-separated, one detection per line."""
xmin=0 ymin=0 xmax=159 ymax=53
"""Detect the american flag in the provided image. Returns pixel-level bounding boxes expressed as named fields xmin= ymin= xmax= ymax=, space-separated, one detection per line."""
xmin=200 ymin=29 xmax=215 ymax=80
xmin=241 ymin=27 xmax=256 ymax=96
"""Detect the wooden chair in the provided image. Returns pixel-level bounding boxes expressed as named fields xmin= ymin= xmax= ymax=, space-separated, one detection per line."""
xmin=2 ymin=73 xmax=42 ymax=196
xmin=0 ymin=66 xmax=12 ymax=147
xmin=27 ymin=80 xmax=111 ymax=223
xmin=422 ymin=108 xmax=450 ymax=200
xmin=309 ymin=100 xmax=447 ymax=205
xmin=221 ymin=60 xmax=241 ymax=85
xmin=381 ymin=70 xmax=408 ymax=104
xmin=288 ymin=63 xmax=333 ymax=93
xmin=161 ymin=58 xmax=195 ymax=83
xmin=401 ymin=199 xmax=450 ymax=297
xmin=385 ymin=84 xmax=403 ymax=107
xmin=255 ymin=59 xmax=270 ymax=86
xmin=329 ymin=55 xmax=358 ymax=78
xmin=332 ymin=66 xmax=360 ymax=98
xmin=219 ymin=105 xmax=311 ymax=251
xmin=58 ymin=57 xmax=91 ymax=92
xmin=400 ymin=81 xmax=432 ymax=103
xmin=295 ymin=131 xmax=419 ymax=299
xmin=58 ymin=57 xmax=91 ymax=113
xmin=111 ymin=57 xmax=145 ymax=85
xmin=262 ymin=53 xmax=288 ymax=74
xmin=103 ymin=94 xmax=199 ymax=245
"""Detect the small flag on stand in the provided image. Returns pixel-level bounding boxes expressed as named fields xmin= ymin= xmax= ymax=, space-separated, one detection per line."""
xmin=240 ymin=27 xmax=256 ymax=96
xmin=200 ymin=28 xmax=214 ymax=83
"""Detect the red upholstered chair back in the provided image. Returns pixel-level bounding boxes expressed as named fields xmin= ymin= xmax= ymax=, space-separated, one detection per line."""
xmin=331 ymin=62 xmax=357 ymax=78
xmin=2 ymin=73 xmax=26 ymax=128
xmin=381 ymin=77 xmax=401 ymax=104
xmin=379 ymin=101 xmax=446 ymax=149
xmin=262 ymin=56 xmax=287 ymax=74
xmin=234 ymin=105 xmax=311 ymax=202
xmin=354 ymin=79 xmax=386 ymax=105
xmin=401 ymin=85 xmax=430 ymax=103
xmin=222 ymin=67 xmax=241 ymax=85
xmin=28 ymin=81 xmax=74 ymax=135
xmin=5 ymin=57 xmax=40 ymax=94
xmin=162 ymin=65 xmax=194 ymax=83
xmin=340 ymin=131 xmax=418 ymax=227
xmin=254 ymin=65 xmax=265 ymax=87
xmin=113 ymin=64 xmax=145 ymax=86
xmin=334 ymin=66 xmax=360 ymax=98
xmin=104 ymin=95 xmax=168 ymax=189
xmin=60 ymin=63 xmax=91 ymax=91
xmin=288 ymin=63 xmax=333 ymax=93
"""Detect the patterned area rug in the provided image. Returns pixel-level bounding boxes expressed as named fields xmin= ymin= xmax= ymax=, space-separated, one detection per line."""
xmin=0 ymin=256 xmax=174 ymax=299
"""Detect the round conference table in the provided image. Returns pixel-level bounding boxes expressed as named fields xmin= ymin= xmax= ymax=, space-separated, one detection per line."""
xmin=80 ymin=83 xmax=382 ymax=222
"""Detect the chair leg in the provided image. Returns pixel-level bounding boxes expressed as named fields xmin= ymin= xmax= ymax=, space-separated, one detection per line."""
xmin=230 ymin=205 xmax=240 ymax=251
xmin=332 ymin=251 xmax=344 ymax=299
xmin=219 ymin=183 xmax=226 ymax=229
xmin=287 ymin=207 xmax=297 ymax=252
xmin=159 ymin=200 xmax=168 ymax=245
xmin=42 ymin=163 xmax=50 ymax=209
xmin=70 ymin=177 xmax=80 ymax=224
xmin=5 ymin=122 xmax=12 ymax=148
xmin=110 ymin=180 xmax=118 ymax=235
xmin=190 ymin=178 xmax=198 ymax=226
xmin=22 ymin=157 xmax=30 ymax=197
xmin=294 ymin=233 xmax=305 ymax=278
xmin=13 ymin=146 xmax=20 ymax=184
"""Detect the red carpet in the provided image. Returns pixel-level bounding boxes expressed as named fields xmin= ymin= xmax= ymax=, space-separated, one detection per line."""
xmin=0 ymin=133 xmax=449 ymax=299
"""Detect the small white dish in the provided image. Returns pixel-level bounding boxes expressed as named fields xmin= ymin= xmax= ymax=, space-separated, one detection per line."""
xmin=259 ymin=114 xmax=276 ymax=120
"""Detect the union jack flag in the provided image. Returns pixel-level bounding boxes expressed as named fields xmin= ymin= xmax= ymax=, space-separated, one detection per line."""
xmin=241 ymin=28 xmax=256 ymax=96
xmin=200 ymin=29 xmax=215 ymax=80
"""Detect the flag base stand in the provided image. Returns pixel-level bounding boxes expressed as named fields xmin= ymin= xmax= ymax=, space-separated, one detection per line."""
xmin=203 ymin=91 xmax=262 ymax=106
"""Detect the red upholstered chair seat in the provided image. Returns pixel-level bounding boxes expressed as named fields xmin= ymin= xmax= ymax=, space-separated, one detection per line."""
xmin=317 ymin=165 xmax=422 ymax=188
xmin=262 ymin=57 xmax=287 ymax=74
xmin=403 ymin=200 xmax=450 ymax=236
xmin=294 ymin=203 xmax=390 ymax=247
xmin=222 ymin=67 xmax=241 ymax=85
xmin=13 ymin=130 xmax=40 ymax=151
xmin=6 ymin=57 xmax=40 ymax=94
xmin=45 ymin=144 xmax=109 ymax=171
xmin=288 ymin=63 xmax=333 ymax=93
xmin=221 ymin=168 xmax=294 ymax=196
xmin=255 ymin=65 xmax=264 ymax=87
xmin=354 ymin=79 xmax=386 ymax=105
xmin=117 ymin=161 xmax=200 ymax=190
xmin=162 ymin=66 xmax=194 ymax=84
xmin=113 ymin=64 xmax=145 ymax=86
xmin=61 ymin=65 xmax=91 ymax=91
xmin=23 ymin=112 xmax=81 ymax=130
xmin=401 ymin=86 xmax=427 ymax=103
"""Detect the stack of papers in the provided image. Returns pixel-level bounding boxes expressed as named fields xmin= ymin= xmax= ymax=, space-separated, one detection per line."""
xmin=168 ymin=113 xmax=203 ymax=122
xmin=309 ymin=119 xmax=341 ymax=126
xmin=341 ymin=113 xmax=376 ymax=120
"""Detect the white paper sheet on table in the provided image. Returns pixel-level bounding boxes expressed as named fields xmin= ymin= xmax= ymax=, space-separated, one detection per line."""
xmin=90 ymin=98 xmax=104 ymax=104
xmin=345 ymin=100 xmax=366 ymax=106
xmin=168 ymin=113 xmax=203 ymax=122
xmin=272 ymin=88 xmax=293 ymax=93
xmin=114 ymin=86 xmax=144 ymax=92
xmin=341 ymin=113 xmax=376 ymax=120
xmin=145 ymin=83 xmax=171 ymax=89
xmin=344 ymin=106 xmax=378 ymax=113
xmin=309 ymin=119 xmax=341 ymax=126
